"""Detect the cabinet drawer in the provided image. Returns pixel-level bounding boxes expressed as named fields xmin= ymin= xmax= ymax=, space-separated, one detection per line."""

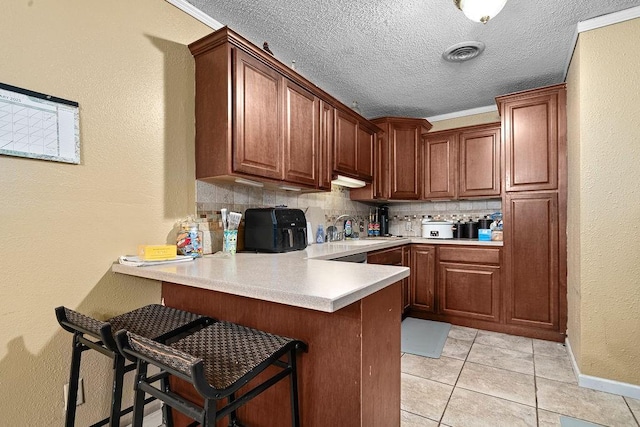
xmin=438 ymin=247 xmax=501 ymax=265
xmin=367 ymin=247 xmax=403 ymax=265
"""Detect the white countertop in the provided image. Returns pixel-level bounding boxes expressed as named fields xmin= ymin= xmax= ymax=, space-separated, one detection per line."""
xmin=112 ymin=237 xmax=501 ymax=313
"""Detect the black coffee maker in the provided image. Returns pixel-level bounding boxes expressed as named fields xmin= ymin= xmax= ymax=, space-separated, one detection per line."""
xmin=379 ymin=206 xmax=390 ymax=236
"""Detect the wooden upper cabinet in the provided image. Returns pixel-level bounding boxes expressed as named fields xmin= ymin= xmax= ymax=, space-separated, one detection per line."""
xmin=422 ymin=132 xmax=457 ymax=199
xmin=458 ymin=123 xmax=501 ymax=198
xmin=374 ymin=133 xmax=390 ymax=199
xmin=390 ymin=125 xmax=420 ymax=199
xmin=361 ymin=117 xmax=431 ymax=201
xmin=283 ymin=80 xmax=318 ymax=186
xmin=334 ymin=108 xmax=376 ymax=181
xmin=189 ymin=27 xmax=381 ymax=190
xmin=334 ymin=109 xmax=359 ymax=177
xmin=496 ymin=84 xmax=566 ymax=192
xmin=318 ymin=101 xmax=334 ymax=190
xmin=357 ymin=125 xmax=375 ymax=181
xmin=233 ymin=49 xmax=283 ymax=180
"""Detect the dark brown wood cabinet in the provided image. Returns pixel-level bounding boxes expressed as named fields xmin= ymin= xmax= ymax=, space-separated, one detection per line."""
xmin=232 ymin=49 xmax=284 ymax=180
xmin=334 ymin=109 xmax=359 ymax=178
xmin=189 ymin=27 xmax=377 ymax=190
xmin=498 ymin=83 xmax=567 ymax=342
xmin=422 ymin=122 xmax=501 ymax=200
xmin=333 ymin=109 xmax=376 ymax=181
xmin=367 ymin=246 xmax=409 ymax=313
xmin=357 ymin=124 xmax=375 ymax=181
xmin=458 ymin=124 xmax=501 ymax=198
xmin=496 ymin=85 xmax=566 ymax=192
xmin=318 ymin=101 xmax=334 ymax=190
xmin=283 ymin=79 xmax=318 ymax=186
xmin=438 ymin=247 xmax=501 ymax=323
xmin=422 ymin=132 xmax=457 ymax=199
xmin=373 ymin=118 xmax=432 ymax=200
xmin=410 ymin=245 xmax=437 ymax=313
xmin=503 ymin=192 xmax=559 ymax=330
xmin=402 ymin=245 xmax=411 ymax=312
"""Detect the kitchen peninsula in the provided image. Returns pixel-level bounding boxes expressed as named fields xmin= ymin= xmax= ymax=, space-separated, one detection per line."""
xmin=113 ymin=239 xmax=411 ymax=427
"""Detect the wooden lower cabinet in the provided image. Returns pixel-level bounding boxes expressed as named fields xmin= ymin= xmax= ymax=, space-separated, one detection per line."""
xmin=438 ymin=262 xmax=500 ymax=322
xmin=402 ymin=246 xmax=410 ymax=312
xmin=410 ymin=245 xmax=436 ymax=313
xmin=437 ymin=246 xmax=501 ymax=323
xmin=504 ymin=192 xmax=560 ymax=331
xmin=367 ymin=246 xmax=410 ymax=313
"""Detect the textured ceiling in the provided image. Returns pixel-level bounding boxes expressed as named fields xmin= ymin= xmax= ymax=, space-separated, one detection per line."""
xmin=186 ymin=0 xmax=640 ymax=119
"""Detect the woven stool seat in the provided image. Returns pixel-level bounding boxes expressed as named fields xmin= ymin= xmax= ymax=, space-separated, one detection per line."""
xmin=55 ymin=304 xmax=211 ymax=427
xmin=117 ymin=320 xmax=307 ymax=427
xmin=59 ymin=304 xmax=206 ymax=350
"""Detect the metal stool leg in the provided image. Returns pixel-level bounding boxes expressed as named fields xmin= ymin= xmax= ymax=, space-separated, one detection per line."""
xmin=108 ymin=354 xmax=126 ymax=427
xmin=65 ymin=332 xmax=85 ymax=427
xmin=131 ymin=360 xmax=148 ymax=427
xmin=204 ymin=398 xmax=217 ymax=427
xmin=289 ymin=349 xmax=301 ymax=427
xmin=161 ymin=375 xmax=174 ymax=427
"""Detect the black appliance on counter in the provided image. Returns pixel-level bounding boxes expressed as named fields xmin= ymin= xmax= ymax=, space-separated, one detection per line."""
xmin=379 ymin=205 xmax=389 ymax=236
xmin=244 ymin=208 xmax=308 ymax=253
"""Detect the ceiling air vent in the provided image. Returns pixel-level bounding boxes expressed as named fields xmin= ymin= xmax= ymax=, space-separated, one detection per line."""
xmin=442 ymin=41 xmax=485 ymax=62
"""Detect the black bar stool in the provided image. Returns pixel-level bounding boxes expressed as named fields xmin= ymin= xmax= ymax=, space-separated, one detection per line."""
xmin=55 ymin=304 xmax=213 ymax=427
xmin=116 ymin=320 xmax=308 ymax=427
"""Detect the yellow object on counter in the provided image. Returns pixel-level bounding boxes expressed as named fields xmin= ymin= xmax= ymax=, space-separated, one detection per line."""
xmin=137 ymin=244 xmax=177 ymax=261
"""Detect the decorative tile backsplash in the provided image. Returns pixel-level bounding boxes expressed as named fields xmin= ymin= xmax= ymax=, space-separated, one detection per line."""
xmin=195 ymin=180 xmax=502 ymax=246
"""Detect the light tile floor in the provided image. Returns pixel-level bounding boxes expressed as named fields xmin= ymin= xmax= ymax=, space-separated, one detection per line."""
xmin=401 ymin=326 xmax=640 ymax=427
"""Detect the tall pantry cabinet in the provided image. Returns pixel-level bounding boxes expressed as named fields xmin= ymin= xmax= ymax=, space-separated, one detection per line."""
xmin=496 ymin=84 xmax=567 ymax=341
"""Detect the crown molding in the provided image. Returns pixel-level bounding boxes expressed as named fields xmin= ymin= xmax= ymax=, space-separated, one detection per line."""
xmin=426 ymin=105 xmax=498 ymax=123
xmin=563 ymin=6 xmax=640 ymax=80
xmin=165 ymin=0 xmax=224 ymax=30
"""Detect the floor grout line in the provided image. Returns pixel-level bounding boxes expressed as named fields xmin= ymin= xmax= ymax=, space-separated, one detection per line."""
xmin=436 ymin=330 xmax=478 ymax=426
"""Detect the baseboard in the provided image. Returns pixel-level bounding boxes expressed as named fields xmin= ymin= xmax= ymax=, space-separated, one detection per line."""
xmin=566 ymin=337 xmax=640 ymax=400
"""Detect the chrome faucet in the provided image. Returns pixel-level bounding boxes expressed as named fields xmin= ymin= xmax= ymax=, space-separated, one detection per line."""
xmin=332 ymin=214 xmax=359 ymax=241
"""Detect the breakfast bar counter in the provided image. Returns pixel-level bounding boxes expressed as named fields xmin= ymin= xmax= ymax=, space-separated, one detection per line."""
xmin=113 ymin=242 xmax=410 ymax=427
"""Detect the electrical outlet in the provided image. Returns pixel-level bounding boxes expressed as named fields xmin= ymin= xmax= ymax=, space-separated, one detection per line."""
xmin=63 ymin=378 xmax=85 ymax=410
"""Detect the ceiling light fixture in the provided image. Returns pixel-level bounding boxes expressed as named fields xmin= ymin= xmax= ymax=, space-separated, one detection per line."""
xmin=331 ymin=174 xmax=366 ymax=189
xmin=453 ymin=0 xmax=507 ymax=24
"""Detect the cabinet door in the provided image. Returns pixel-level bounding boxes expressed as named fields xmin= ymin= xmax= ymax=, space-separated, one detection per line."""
xmin=334 ymin=109 xmax=358 ymax=177
xmin=374 ymin=133 xmax=390 ymax=199
xmin=504 ymin=192 xmax=559 ymax=329
xmin=459 ymin=125 xmax=501 ymax=198
xmin=233 ymin=50 xmax=283 ymax=179
xmin=402 ymin=246 xmax=411 ymax=312
xmin=439 ymin=263 xmax=500 ymax=322
xmin=500 ymin=88 xmax=564 ymax=192
xmin=357 ymin=125 xmax=374 ymax=180
xmin=390 ymin=123 xmax=421 ymax=199
xmin=410 ymin=245 xmax=436 ymax=312
xmin=422 ymin=133 xmax=457 ymax=199
xmin=318 ymin=101 xmax=334 ymax=190
xmin=284 ymin=80 xmax=318 ymax=186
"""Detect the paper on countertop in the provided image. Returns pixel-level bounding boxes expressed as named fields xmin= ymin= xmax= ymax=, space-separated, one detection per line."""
xmin=118 ymin=255 xmax=195 ymax=267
